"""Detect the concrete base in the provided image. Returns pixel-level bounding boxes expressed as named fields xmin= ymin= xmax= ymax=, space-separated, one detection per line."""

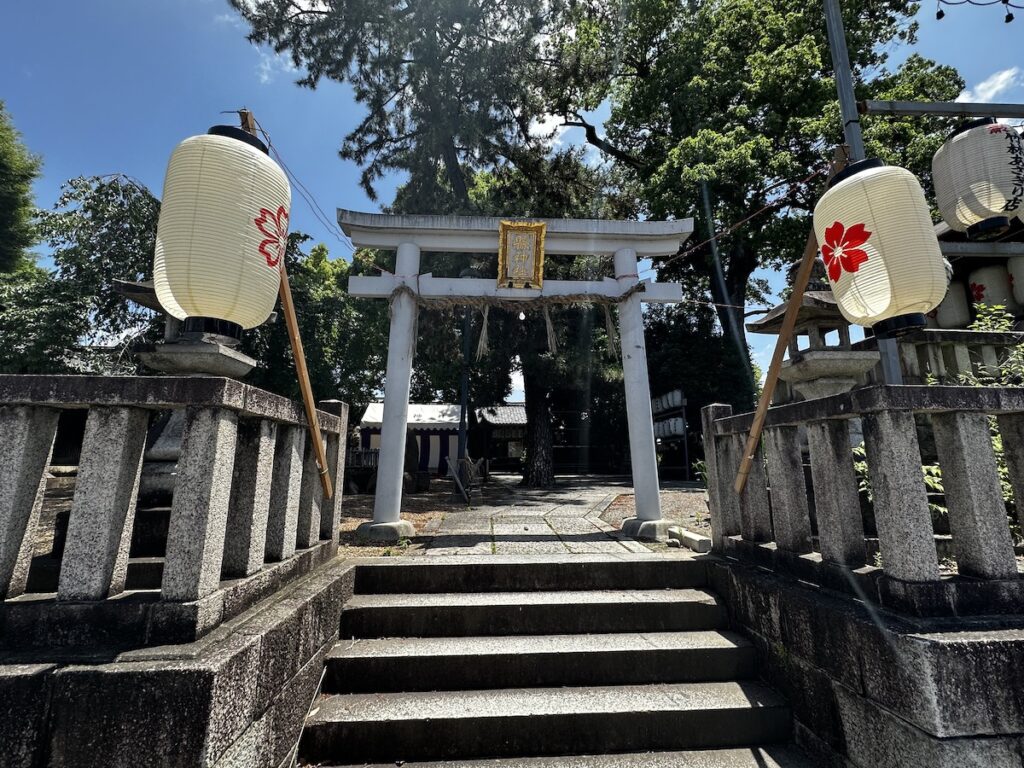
xmin=621 ymin=517 xmax=674 ymax=542
xmin=669 ymin=526 xmax=713 ymax=553
xmin=137 ymin=341 xmax=256 ymax=378
xmin=356 ymin=520 xmax=416 ymax=543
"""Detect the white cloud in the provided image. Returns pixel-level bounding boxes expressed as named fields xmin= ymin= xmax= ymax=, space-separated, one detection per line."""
xmin=257 ymin=49 xmax=299 ymax=84
xmin=958 ymin=67 xmax=1023 ymax=103
xmin=214 ymin=12 xmax=247 ymax=30
xmin=529 ymin=114 xmax=570 ymax=146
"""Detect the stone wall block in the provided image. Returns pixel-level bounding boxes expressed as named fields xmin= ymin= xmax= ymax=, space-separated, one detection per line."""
xmin=764 ymin=424 xmax=812 ymax=553
xmin=265 ymin=425 xmax=304 ymax=562
xmin=223 ymin=418 xmax=277 ymax=578
xmin=932 ymin=411 xmax=1017 ymax=579
xmin=0 ymin=663 xmax=56 ymax=768
xmin=862 ymin=410 xmax=940 ymax=582
xmin=806 ymin=419 xmax=865 ymax=567
xmin=0 ymin=405 xmax=59 ymax=598
xmin=162 ymin=407 xmax=239 ymax=602
xmin=295 ymin=433 xmax=324 ymax=550
xmin=58 ymin=406 xmax=149 ymax=600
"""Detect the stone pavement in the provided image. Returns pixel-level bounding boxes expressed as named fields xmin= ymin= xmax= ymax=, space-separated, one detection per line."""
xmin=417 ymin=475 xmax=652 ymax=556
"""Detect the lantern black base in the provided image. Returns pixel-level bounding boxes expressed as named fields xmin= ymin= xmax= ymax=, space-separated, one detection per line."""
xmin=182 ymin=317 xmax=243 ymax=346
xmin=872 ymin=313 xmax=927 ymax=340
xmin=967 ymin=216 xmax=1011 ymax=242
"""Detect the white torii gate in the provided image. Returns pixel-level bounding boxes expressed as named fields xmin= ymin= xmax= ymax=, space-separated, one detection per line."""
xmin=341 ymin=210 xmax=694 ymax=542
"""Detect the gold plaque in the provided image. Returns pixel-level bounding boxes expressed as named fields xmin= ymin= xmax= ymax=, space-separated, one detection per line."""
xmin=497 ymin=220 xmax=545 ymax=289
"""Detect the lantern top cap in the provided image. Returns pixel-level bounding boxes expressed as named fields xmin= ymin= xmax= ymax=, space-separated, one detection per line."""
xmin=827 ymin=157 xmax=885 ymax=189
xmin=207 ymin=125 xmax=269 ymax=155
xmin=948 ymin=116 xmax=997 ymax=140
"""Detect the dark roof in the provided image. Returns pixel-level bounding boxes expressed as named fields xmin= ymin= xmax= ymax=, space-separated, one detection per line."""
xmin=476 ymin=404 xmax=527 ymax=426
xmin=745 ymin=291 xmax=845 ymax=336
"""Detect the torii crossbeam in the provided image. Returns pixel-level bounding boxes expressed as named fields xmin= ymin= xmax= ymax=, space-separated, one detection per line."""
xmin=341 ymin=210 xmax=694 ymax=542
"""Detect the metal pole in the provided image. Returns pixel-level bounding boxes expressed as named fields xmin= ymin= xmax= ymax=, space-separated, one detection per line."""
xmin=822 ymin=0 xmax=903 ymax=384
xmin=822 ymin=0 xmax=865 ymax=161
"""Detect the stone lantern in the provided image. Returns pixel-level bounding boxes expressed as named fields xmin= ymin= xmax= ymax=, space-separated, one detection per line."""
xmin=747 ymin=262 xmax=879 ymax=404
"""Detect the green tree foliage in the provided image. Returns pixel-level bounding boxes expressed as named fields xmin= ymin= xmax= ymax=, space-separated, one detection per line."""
xmin=231 ymin=0 xmax=560 ymax=207
xmin=0 ymin=175 xmax=162 ymax=374
xmin=0 ymin=101 xmax=42 ymax=272
xmin=243 ymin=238 xmax=390 ymax=413
xmin=543 ymin=0 xmax=964 ymax=349
xmin=1 ymin=174 xmax=387 ymax=409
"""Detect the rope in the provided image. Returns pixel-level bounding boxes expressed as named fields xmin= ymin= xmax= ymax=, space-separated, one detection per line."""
xmin=385 ymin=280 xmax=648 ymax=311
xmin=543 ymin=306 xmax=558 ymax=353
xmin=475 ymin=305 xmax=490 ymax=360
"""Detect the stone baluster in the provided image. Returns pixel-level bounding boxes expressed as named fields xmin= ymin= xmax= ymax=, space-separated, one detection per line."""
xmin=727 ymin=433 xmax=772 ymax=542
xmin=318 ymin=400 xmax=350 ymax=542
xmin=980 ymin=344 xmax=1000 ymax=378
xmin=58 ymin=406 xmax=149 ymax=600
xmin=0 ymin=406 xmax=60 ymax=599
xmin=899 ymin=342 xmax=922 ymax=382
xmin=996 ymin=413 xmax=1024 ymax=531
xmin=701 ymin=405 xmax=739 ymax=550
xmin=806 ymin=419 xmax=865 ymax=567
xmin=222 ymin=418 xmax=277 ymax=578
xmin=162 ymin=407 xmax=238 ymax=602
xmin=932 ymin=412 xmax=1017 ymax=579
xmin=265 ymin=424 xmax=305 ymax=561
xmin=763 ymin=425 xmax=812 ymax=553
xmin=949 ymin=343 xmax=971 ymax=379
xmin=925 ymin=345 xmax=946 ymax=382
xmin=296 ymin=431 xmax=325 ymax=549
xmin=862 ymin=410 xmax=939 ymax=582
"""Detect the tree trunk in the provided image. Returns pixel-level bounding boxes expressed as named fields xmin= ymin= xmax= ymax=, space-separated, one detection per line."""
xmin=522 ymin=366 xmax=555 ymax=488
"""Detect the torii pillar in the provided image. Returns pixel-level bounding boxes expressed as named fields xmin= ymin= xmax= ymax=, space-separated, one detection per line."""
xmin=342 ymin=211 xmax=694 ymax=542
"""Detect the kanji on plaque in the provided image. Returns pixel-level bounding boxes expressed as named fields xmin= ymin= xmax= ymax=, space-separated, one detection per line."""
xmin=497 ymin=220 xmax=546 ymax=288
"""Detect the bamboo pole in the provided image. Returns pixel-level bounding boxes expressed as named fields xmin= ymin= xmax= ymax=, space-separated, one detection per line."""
xmin=278 ymin=266 xmax=334 ymax=499
xmin=733 ymin=149 xmax=848 ymax=495
xmin=240 ymin=109 xmax=334 ymax=499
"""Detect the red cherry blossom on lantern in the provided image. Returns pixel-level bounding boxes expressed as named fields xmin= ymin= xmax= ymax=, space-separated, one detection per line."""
xmin=821 ymin=221 xmax=871 ymax=283
xmin=971 ymin=282 xmax=986 ymax=302
xmin=989 ymin=124 xmax=1009 ymax=134
xmin=255 ymin=206 xmax=289 ymax=268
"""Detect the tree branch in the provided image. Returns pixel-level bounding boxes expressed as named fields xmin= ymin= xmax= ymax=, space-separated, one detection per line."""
xmin=562 ymin=115 xmax=644 ymax=170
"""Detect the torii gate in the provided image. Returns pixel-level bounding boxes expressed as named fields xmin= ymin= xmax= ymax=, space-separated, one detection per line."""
xmin=341 ymin=210 xmax=694 ymax=542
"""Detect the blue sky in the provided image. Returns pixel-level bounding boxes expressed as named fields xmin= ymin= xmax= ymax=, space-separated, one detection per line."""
xmin=2 ymin=0 xmax=1022 ymax=389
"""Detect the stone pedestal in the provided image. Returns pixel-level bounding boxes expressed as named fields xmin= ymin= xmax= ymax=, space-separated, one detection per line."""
xmin=137 ymin=340 xmax=256 ymax=379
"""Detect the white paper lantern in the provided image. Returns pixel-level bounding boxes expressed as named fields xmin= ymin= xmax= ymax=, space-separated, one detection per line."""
xmin=154 ymin=126 xmax=290 ymax=331
xmin=934 ymin=282 xmax=971 ymax=329
xmin=968 ymin=265 xmax=1021 ymax=315
xmin=933 ymin=118 xmax=1024 ymax=239
xmin=813 ymin=159 xmax=947 ymax=338
xmin=1008 ymin=257 xmax=1024 ymax=306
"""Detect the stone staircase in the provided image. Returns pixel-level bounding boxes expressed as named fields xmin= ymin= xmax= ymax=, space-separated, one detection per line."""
xmin=299 ymin=557 xmax=813 ymax=767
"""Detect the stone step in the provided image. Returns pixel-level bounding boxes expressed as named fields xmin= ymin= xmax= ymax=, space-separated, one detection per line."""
xmin=333 ymin=745 xmax=816 ymax=768
xmin=300 ymin=681 xmax=792 ymax=764
xmin=339 ymin=589 xmax=726 ymax=638
xmin=324 ymin=630 xmax=756 ymax=693
xmin=354 ymin=555 xmax=709 ymax=594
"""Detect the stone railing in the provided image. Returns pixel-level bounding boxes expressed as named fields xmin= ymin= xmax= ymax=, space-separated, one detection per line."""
xmin=702 ymin=385 xmax=1024 ymax=616
xmin=854 ymin=328 xmax=1024 ymax=386
xmin=0 ymin=375 xmax=348 ymax=647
